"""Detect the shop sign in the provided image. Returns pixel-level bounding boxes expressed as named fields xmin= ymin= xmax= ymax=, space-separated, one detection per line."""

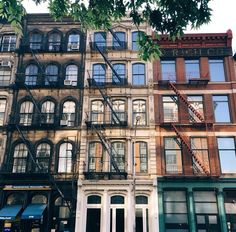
xmin=3 ymin=185 xmax=51 ymax=191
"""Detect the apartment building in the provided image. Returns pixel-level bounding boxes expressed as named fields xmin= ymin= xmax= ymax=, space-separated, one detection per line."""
xmin=154 ymin=30 xmax=236 ymax=232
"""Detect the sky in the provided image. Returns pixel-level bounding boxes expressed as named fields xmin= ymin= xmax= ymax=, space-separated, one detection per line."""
xmin=22 ymin=0 xmax=236 ymax=52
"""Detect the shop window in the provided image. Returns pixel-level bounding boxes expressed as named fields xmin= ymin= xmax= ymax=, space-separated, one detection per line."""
xmin=161 ymin=60 xmax=176 ymax=82
xmin=112 ymin=63 xmax=126 ymax=84
xmin=92 ymin=63 xmax=106 ymax=84
xmin=0 ymin=70 xmax=11 ymax=86
xmin=58 ymin=142 xmax=73 ymax=173
xmin=61 ymin=101 xmax=76 ymax=126
xmin=163 ymin=96 xmax=178 ymax=122
xmin=111 ymin=142 xmax=125 ymax=172
xmin=0 ymin=99 xmax=6 ymax=126
xmin=132 ymin=100 xmax=146 ymax=126
xmin=48 ymin=32 xmax=61 ymax=51
xmin=164 ymin=190 xmax=189 ymax=231
xmin=88 ymin=142 xmax=104 ymax=172
xmin=12 ymin=143 xmax=28 ymax=173
xmin=29 ymin=32 xmax=42 ymax=50
xmin=31 ymin=195 xmax=47 ymax=204
xmin=136 ymin=196 xmax=149 ymax=232
xmin=36 ymin=143 xmax=51 ymax=173
xmin=132 ymin=63 xmax=145 ymax=85
xmin=113 ymin=32 xmax=126 ymax=49
xmin=19 ymin=101 xmax=34 ymax=126
xmin=134 ymin=142 xmax=148 ymax=173
xmin=217 ymin=137 xmax=236 ymax=173
xmin=209 ymin=59 xmax=225 ymax=82
xmin=1 ymin=34 xmax=16 ymax=51
xmin=65 ymin=65 xmax=78 ymax=86
xmin=187 ymin=96 xmax=204 ymax=122
xmin=213 ymin=95 xmax=231 ymax=123
xmin=67 ymin=33 xmax=80 ymax=51
xmin=41 ymin=100 xmax=55 ymax=124
xmin=45 ymin=64 xmax=58 ymax=85
xmin=112 ymin=100 xmax=125 ymax=124
xmin=185 ymin=60 xmax=200 ymax=80
xmin=91 ymin=100 xmax=104 ymax=124
xmin=94 ymin=32 xmax=106 ymax=50
xmin=7 ymin=193 xmax=24 ymax=205
xmin=164 ymin=137 xmax=182 ymax=174
xmin=25 ymin=64 xmax=38 ymax=86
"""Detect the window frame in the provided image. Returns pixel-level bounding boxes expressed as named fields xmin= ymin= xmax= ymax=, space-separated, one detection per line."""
xmin=209 ymin=59 xmax=226 ymax=82
xmin=185 ymin=59 xmax=200 ymax=80
xmin=57 ymin=142 xmax=73 ymax=173
xmin=161 ymin=60 xmax=176 ymax=82
xmin=132 ymin=63 xmax=145 ymax=85
xmin=163 ymin=96 xmax=179 ymax=123
xmin=35 ymin=142 xmax=51 ymax=173
xmin=132 ymin=99 xmax=147 ymax=126
xmin=1 ymin=34 xmax=16 ymax=52
xmin=61 ymin=100 xmax=76 ymax=127
xmin=134 ymin=141 xmax=148 ymax=173
xmin=12 ymin=143 xmax=28 ymax=173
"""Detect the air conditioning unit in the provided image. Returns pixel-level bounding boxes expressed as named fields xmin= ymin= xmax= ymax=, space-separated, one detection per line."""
xmin=0 ymin=60 xmax=12 ymax=68
xmin=60 ymin=120 xmax=68 ymax=126
xmin=64 ymin=80 xmax=72 ymax=85
xmin=70 ymin=44 xmax=79 ymax=50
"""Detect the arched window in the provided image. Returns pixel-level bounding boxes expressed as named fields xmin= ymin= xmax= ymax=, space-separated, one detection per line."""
xmin=132 ymin=100 xmax=146 ymax=125
xmin=87 ymin=195 xmax=101 ymax=204
xmin=31 ymin=195 xmax=47 ymax=204
xmin=61 ymin=101 xmax=76 ymax=126
xmin=45 ymin=64 xmax=58 ymax=85
xmin=48 ymin=32 xmax=61 ymax=51
xmin=134 ymin=142 xmax=148 ymax=173
xmin=12 ymin=143 xmax=28 ymax=173
xmin=92 ymin=64 xmax=106 ymax=85
xmin=112 ymin=100 xmax=125 ymax=124
xmin=25 ymin=64 xmax=38 ymax=86
xmin=67 ymin=33 xmax=80 ymax=51
xmin=112 ymin=63 xmax=126 ymax=84
xmin=113 ymin=32 xmax=126 ymax=49
xmin=94 ymin=32 xmax=106 ymax=50
xmin=65 ymin=65 xmax=78 ymax=86
xmin=29 ymin=32 xmax=42 ymax=50
xmin=111 ymin=142 xmax=125 ymax=172
xmin=41 ymin=100 xmax=55 ymax=124
xmin=19 ymin=101 xmax=34 ymax=126
xmin=91 ymin=100 xmax=104 ymax=124
xmin=88 ymin=142 xmax=103 ymax=172
xmin=36 ymin=143 xmax=51 ymax=173
xmin=132 ymin=63 xmax=145 ymax=85
xmin=58 ymin=142 xmax=73 ymax=173
xmin=7 ymin=193 xmax=24 ymax=205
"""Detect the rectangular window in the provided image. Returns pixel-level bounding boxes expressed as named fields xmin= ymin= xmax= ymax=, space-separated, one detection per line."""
xmin=161 ymin=61 xmax=176 ymax=82
xmin=217 ymin=137 xmax=236 ymax=173
xmin=163 ymin=96 xmax=178 ymax=122
xmin=213 ymin=95 xmax=230 ymax=123
xmin=187 ymin=96 xmax=204 ymax=122
xmin=185 ymin=60 xmax=200 ymax=80
xmin=0 ymin=70 xmax=11 ymax=86
xmin=1 ymin=35 xmax=16 ymax=51
xmin=209 ymin=59 xmax=225 ymax=82
xmin=134 ymin=142 xmax=148 ymax=173
xmin=164 ymin=191 xmax=189 ymax=231
xmin=0 ymin=99 xmax=6 ymax=126
xmin=164 ymin=137 xmax=182 ymax=174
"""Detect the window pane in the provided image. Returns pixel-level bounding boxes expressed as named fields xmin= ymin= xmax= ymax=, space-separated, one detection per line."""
xmin=132 ymin=31 xmax=139 ymax=50
xmin=185 ymin=60 xmax=200 ymax=80
xmin=135 ymin=142 xmax=148 ymax=173
xmin=136 ymin=196 xmax=148 ymax=204
xmin=48 ymin=32 xmax=61 ymax=51
xmin=187 ymin=96 xmax=204 ymax=122
xmin=45 ymin=65 xmax=58 ymax=85
xmin=62 ymin=101 xmax=76 ymax=126
xmin=92 ymin=64 xmax=106 ymax=84
xmin=88 ymin=142 xmax=103 ymax=172
xmin=65 ymin=65 xmax=78 ymax=85
xmin=58 ymin=143 xmax=73 ymax=173
xmin=111 ymin=142 xmax=125 ymax=172
xmin=25 ymin=64 xmax=38 ymax=85
xmin=209 ymin=59 xmax=225 ymax=82
xmin=94 ymin=32 xmax=106 ymax=49
xmin=111 ymin=195 xmax=124 ymax=204
xmin=161 ymin=61 xmax=176 ymax=82
xmin=0 ymin=99 xmax=6 ymax=126
xmin=213 ymin=95 xmax=230 ymax=122
xmin=163 ymin=96 xmax=178 ymax=122
xmin=112 ymin=63 xmax=126 ymax=83
xmin=133 ymin=100 xmax=146 ymax=125
xmin=68 ymin=33 xmax=80 ymax=51
xmin=1 ymin=35 xmax=16 ymax=51
xmin=132 ymin=63 xmax=145 ymax=85
xmin=87 ymin=195 xmax=101 ymax=204
xmin=30 ymin=33 xmax=42 ymax=50
xmin=113 ymin=32 xmax=126 ymax=49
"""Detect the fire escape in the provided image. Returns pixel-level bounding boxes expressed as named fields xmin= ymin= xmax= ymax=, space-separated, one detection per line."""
xmin=84 ymin=28 xmax=128 ymax=179
xmin=159 ymin=80 xmax=211 ymax=175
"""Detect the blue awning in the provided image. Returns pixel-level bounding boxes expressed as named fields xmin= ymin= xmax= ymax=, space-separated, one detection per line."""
xmin=21 ymin=204 xmax=47 ymax=220
xmin=0 ymin=205 xmax=22 ymax=220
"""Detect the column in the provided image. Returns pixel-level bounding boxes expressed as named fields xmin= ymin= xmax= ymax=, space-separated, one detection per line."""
xmin=187 ymin=188 xmax=196 ymax=232
xmin=217 ymin=189 xmax=228 ymax=232
xmin=158 ymin=188 xmax=165 ymax=232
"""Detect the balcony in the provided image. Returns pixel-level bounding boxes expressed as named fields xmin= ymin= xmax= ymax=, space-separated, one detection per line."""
xmin=89 ymin=40 xmax=127 ymax=51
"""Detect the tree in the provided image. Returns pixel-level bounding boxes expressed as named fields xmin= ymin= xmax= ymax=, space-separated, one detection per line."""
xmin=0 ymin=0 xmax=212 ymax=60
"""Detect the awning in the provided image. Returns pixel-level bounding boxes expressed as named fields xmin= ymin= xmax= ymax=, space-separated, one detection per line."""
xmin=21 ymin=204 xmax=47 ymax=220
xmin=0 ymin=205 xmax=22 ymax=220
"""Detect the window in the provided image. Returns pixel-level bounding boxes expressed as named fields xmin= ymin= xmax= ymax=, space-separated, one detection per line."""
xmin=29 ymin=32 xmax=42 ymax=50
xmin=91 ymin=100 xmax=104 ymax=124
xmin=67 ymin=33 xmax=80 ymax=51
xmin=132 ymin=63 xmax=145 ymax=85
xmin=163 ymin=96 xmax=178 ymax=122
xmin=194 ymin=191 xmax=220 ymax=231
xmin=1 ymin=34 xmax=16 ymax=51
xmin=213 ymin=95 xmax=230 ymax=123
xmin=94 ymin=32 xmax=106 ymax=50
xmin=132 ymin=31 xmax=141 ymax=50
xmin=209 ymin=59 xmax=225 ymax=82
xmin=134 ymin=142 xmax=148 ymax=173
xmin=113 ymin=32 xmax=126 ymax=49
xmin=191 ymin=137 xmax=210 ymax=174
xmin=217 ymin=137 xmax=236 ymax=173
xmin=88 ymin=142 xmax=104 ymax=172
xmin=111 ymin=142 xmax=125 ymax=172
xmin=61 ymin=101 xmax=76 ymax=126
xmin=65 ymin=65 xmax=78 ymax=85
xmin=19 ymin=101 xmax=34 ymax=126
xmin=36 ymin=143 xmax=51 ymax=173
xmin=48 ymin=32 xmax=61 ymax=51
xmin=224 ymin=190 xmax=236 ymax=232
xmin=58 ymin=142 xmax=73 ymax=173
xmin=164 ymin=191 xmax=189 ymax=232
xmin=7 ymin=193 xmax=24 ymax=205
xmin=12 ymin=143 xmax=28 ymax=173
xmin=133 ymin=100 xmax=146 ymax=125
xmin=0 ymin=70 xmax=11 ymax=86
xmin=185 ymin=60 xmax=200 ymax=80
xmin=164 ymin=137 xmax=182 ymax=174
xmin=161 ymin=60 xmax=176 ymax=82
xmin=41 ymin=101 xmax=55 ymax=124
xmin=110 ymin=195 xmax=125 ymax=232
xmin=87 ymin=195 xmax=101 ymax=204
xmin=187 ymin=96 xmax=204 ymax=122
xmin=31 ymin=195 xmax=47 ymax=204
xmin=92 ymin=64 xmax=106 ymax=84
xmin=0 ymin=99 xmax=6 ymax=126
xmin=45 ymin=65 xmax=58 ymax=85
xmin=112 ymin=63 xmax=126 ymax=84
xmin=112 ymin=100 xmax=125 ymax=124
xmin=25 ymin=64 xmax=38 ymax=86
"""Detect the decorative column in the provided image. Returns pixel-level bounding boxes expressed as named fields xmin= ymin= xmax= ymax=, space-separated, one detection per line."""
xmin=187 ymin=188 xmax=196 ymax=232
xmin=217 ymin=189 xmax=228 ymax=232
xmin=158 ymin=188 xmax=165 ymax=232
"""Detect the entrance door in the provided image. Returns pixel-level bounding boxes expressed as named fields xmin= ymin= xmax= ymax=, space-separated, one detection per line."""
xmin=110 ymin=208 xmax=124 ymax=232
xmin=86 ymin=208 xmax=101 ymax=232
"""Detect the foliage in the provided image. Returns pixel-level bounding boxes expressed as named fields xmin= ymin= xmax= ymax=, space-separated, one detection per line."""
xmin=0 ymin=0 xmax=212 ymax=60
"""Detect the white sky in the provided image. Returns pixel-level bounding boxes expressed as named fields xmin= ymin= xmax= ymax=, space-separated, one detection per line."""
xmin=22 ymin=0 xmax=236 ymax=52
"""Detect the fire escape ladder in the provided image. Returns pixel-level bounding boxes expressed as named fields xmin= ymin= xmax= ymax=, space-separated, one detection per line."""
xmin=108 ymin=28 xmax=123 ymax=47
xmin=90 ymin=124 xmax=121 ymax=173
xmin=171 ymin=124 xmax=209 ymax=175
xmin=168 ymin=82 xmax=204 ymax=122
